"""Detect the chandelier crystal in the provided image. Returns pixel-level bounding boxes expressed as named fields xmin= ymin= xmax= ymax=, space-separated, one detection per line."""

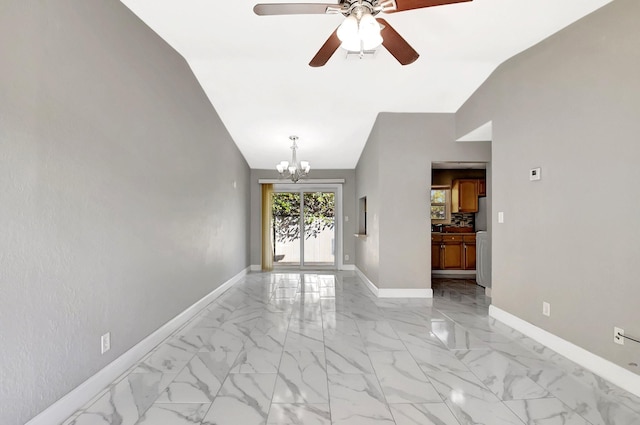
xmin=276 ymin=136 xmax=310 ymax=183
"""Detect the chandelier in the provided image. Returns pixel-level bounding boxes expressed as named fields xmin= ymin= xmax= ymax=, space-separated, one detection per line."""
xmin=276 ymin=136 xmax=310 ymax=183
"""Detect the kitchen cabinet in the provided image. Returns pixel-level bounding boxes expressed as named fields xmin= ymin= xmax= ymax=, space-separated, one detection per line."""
xmin=442 ymin=235 xmax=463 ymax=269
xmin=463 ymin=235 xmax=476 ymax=270
xmin=431 ymin=236 xmax=441 ymax=270
xmin=452 ymin=179 xmax=479 ymax=213
xmin=431 ymin=233 xmax=476 ymax=270
xmin=478 ymin=180 xmax=486 ymax=197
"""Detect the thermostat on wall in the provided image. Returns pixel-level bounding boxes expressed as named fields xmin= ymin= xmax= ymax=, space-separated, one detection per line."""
xmin=530 ymin=167 xmax=541 ymax=181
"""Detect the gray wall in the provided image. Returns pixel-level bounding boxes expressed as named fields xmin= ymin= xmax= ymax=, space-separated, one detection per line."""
xmin=457 ymin=0 xmax=640 ymax=373
xmin=356 ymin=113 xmax=491 ymax=289
xmin=249 ymin=169 xmax=356 ymax=267
xmin=355 ymin=121 xmax=381 ymax=284
xmin=0 ymin=2 xmax=250 ymax=424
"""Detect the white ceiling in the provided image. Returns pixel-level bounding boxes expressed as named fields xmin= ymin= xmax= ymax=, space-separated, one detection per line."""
xmin=120 ymin=0 xmax=611 ymax=169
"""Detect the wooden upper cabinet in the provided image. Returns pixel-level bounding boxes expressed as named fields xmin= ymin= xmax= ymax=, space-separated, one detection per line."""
xmin=452 ymin=179 xmax=479 ymax=213
xmin=478 ymin=179 xmax=486 ymax=197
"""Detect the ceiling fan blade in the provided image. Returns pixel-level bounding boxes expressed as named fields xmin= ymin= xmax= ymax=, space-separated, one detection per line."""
xmin=385 ymin=0 xmax=472 ymax=13
xmin=309 ymin=29 xmax=341 ymax=67
xmin=377 ymin=18 xmax=419 ymax=65
xmin=254 ymin=3 xmax=341 ymax=15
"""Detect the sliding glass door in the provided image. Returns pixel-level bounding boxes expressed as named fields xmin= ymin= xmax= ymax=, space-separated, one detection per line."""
xmin=303 ymin=192 xmax=335 ymax=266
xmin=272 ymin=192 xmax=302 ymax=266
xmin=272 ymin=188 xmax=337 ymax=268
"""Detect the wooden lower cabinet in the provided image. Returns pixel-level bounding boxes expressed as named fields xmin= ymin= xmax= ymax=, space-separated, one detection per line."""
xmin=432 ymin=233 xmax=476 ymax=270
xmin=463 ymin=235 xmax=476 ymax=270
xmin=442 ymin=235 xmax=463 ymax=269
xmin=431 ymin=240 xmax=441 ymax=270
xmin=431 ymin=235 xmax=442 ymax=270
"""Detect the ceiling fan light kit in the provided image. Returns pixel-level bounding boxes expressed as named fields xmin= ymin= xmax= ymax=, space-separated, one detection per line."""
xmin=337 ymin=10 xmax=383 ymax=51
xmin=253 ymin=0 xmax=472 ymax=66
xmin=276 ymin=136 xmax=311 ymax=183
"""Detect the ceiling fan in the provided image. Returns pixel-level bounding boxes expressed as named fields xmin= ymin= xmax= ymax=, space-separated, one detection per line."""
xmin=253 ymin=0 xmax=472 ymax=67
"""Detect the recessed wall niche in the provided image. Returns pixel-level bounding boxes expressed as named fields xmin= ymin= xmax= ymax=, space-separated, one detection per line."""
xmin=358 ymin=196 xmax=367 ymax=235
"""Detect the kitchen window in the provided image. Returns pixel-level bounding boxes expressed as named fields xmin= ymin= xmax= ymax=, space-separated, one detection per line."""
xmin=430 ymin=186 xmax=451 ymax=224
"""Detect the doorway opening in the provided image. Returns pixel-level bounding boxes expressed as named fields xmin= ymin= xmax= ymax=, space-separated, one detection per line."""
xmin=431 ymin=162 xmax=490 ymax=292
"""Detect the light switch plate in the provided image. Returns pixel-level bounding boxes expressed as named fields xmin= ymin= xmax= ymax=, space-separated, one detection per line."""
xmin=101 ymin=332 xmax=111 ymax=354
xmin=498 ymin=212 xmax=504 ymax=223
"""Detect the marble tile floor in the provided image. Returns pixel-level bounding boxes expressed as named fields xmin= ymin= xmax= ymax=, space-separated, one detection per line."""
xmin=62 ymin=273 xmax=640 ymax=425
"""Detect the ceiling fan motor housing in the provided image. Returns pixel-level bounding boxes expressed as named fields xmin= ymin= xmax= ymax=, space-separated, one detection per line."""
xmin=341 ymin=0 xmax=395 ymax=17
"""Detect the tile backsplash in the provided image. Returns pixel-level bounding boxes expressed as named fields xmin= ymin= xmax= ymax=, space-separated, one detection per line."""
xmin=450 ymin=213 xmax=475 ymax=228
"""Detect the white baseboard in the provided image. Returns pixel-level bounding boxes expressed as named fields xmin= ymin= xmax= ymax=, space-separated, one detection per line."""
xmin=489 ymin=305 xmax=640 ymax=398
xmin=354 ymin=267 xmax=432 ymax=298
xmin=378 ymin=288 xmax=433 ymax=298
xmin=26 ymin=266 xmax=251 ymax=425
xmin=341 ymin=264 xmax=355 ymax=271
xmin=355 ymin=267 xmax=379 ymax=297
xmin=250 ymin=264 xmax=261 ymax=271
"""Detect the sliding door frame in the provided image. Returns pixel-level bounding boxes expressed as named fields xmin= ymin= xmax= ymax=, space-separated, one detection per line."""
xmin=272 ymin=183 xmax=343 ymax=270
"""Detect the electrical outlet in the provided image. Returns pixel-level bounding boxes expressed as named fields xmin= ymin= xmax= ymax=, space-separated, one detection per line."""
xmin=344 ymin=215 xmax=349 ymax=222
xmin=530 ymin=167 xmax=541 ymax=181
xmin=614 ymin=327 xmax=624 ymax=345
xmin=101 ymin=332 xmax=111 ymax=354
xmin=542 ymin=302 xmax=551 ymax=317
xmin=498 ymin=212 xmax=504 ymax=223
xmin=344 ymin=254 xmax=350 ymax=261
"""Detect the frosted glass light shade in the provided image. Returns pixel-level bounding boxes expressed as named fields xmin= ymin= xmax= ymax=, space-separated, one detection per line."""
xmin=337 ymin=12 xmax=382 ymax=51
xmin=362 ymin=32 xmax=382 ymax=50
xmin=359 ymin=13 xmax=382 ymax=50
xmin=359 ymin=14 xmax=377 ymax=37
xmin=341 ymin=39 xmax=362 ymax=52
xmin=337 ymin=15 xmax=358 ymax=43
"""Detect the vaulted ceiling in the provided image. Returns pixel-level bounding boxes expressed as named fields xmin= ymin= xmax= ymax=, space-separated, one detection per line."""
xmin=120 ymin=0 xmax=612 ymax=169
